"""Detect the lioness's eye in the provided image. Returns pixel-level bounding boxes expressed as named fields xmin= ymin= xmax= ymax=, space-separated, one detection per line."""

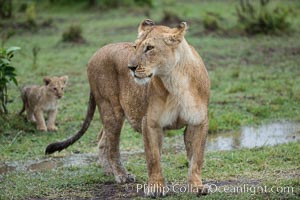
xmin=132 ymin=45 xmax=137 ymax=49
xmin=145 ymin=45 xmax=154 ymax=53
xmin=61 ymin=87 xmax=64 ymax=90
xmin=53 ymin=87 xmax=57 ymax=91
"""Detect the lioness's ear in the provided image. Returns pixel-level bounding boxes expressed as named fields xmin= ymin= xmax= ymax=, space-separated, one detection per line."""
xmin=138 ymin=19 xmax=155 ymax=37
xmin=60 ymin=75 xmax=68 ymax=85
xmin=43 ymin=76 xmax=52 ymax=86
xmin=164 ymin=22 xmax=188 ymax=46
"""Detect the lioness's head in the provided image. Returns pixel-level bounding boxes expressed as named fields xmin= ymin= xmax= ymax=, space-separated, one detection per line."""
xmin=128 ymin=19 xmax=188 ymax=84
xmin=43 ymin=76 xmax=68 ymax=99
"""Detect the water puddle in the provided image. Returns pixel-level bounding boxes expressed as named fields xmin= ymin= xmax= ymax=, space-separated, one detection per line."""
xmin=0 ymin=153 xmax=97 ymax=174
xmin=206 ymin=121 xmax=300 ymax=151
xmin=0 ymin=121 xmax=299 ymax=174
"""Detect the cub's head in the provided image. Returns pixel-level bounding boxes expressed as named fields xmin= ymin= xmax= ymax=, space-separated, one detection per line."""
xmin=128 ymin=19 xmax=188 ymax=84
xmin=43 ymin=76 xmax=68 ymax=99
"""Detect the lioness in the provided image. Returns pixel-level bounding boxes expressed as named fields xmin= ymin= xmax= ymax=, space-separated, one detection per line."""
xmin=19 ymin=76 xmax=68 ymax=131
xmin=46 ymin=19 xmax=210 ymax=196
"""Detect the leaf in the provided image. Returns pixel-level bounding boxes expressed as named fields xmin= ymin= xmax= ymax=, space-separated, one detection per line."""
xmin=8 ymin=54 xmax=14 ymax=59
xmin=1 ymin=58 xmax=10 ymax=65
xmin=11 ymin=77 xmax=18 ymax=86
xmin=4 ymin=66 xmax=15 ymax=73
xmin=5 ymin=46 xmax=21 ymax=55
xmin=5 ymin=72 xmax=17 ymax=77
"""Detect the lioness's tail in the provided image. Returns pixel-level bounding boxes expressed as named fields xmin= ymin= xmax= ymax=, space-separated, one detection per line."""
xmin=45 ymin=92 xmax=96 ymax=154
xmin=19 ymin=87 xmax=27 ymax=116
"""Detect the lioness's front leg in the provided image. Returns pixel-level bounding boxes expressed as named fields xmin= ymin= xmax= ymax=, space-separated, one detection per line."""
xmin=47 ymin=109 xmax=58 ymax=131
xmin=142 ymin=93 xmax=166 ymax=197
xmin=34 ymin=109 xmax=47 ymax=131
xmin=185 ymin=116 xmax=209 ymax=195
xmin=142 ymin=117 xmax=165 ymax=197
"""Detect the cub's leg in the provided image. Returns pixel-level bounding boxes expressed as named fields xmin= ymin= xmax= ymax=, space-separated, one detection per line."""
xmin=26 ymin=108 xmax=36 ymax=122
xmin=185 ymin=116 xmax=209 ymax=194
xmin=97 ymin=98 xmax=135 ymax=183
xmin=47 ymin=109 xmax=58 ymax=131
xmin=34 ymin=109 xmax=47 ymax=131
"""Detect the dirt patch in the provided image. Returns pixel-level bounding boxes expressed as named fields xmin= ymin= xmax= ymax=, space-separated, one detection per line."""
xmin=91 ymin=182 xmax=143 ymax=199
xmin=29 ymin=179 xmax=262 ymax=199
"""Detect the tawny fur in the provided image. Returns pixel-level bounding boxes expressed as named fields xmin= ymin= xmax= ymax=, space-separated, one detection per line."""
xmin=46 ymin=19 xmax=210 ymax=197
xmin=20 ymin=76 xmax=68 ymax=131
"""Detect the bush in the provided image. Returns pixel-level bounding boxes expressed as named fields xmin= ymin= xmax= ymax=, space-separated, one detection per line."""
xmin=236 ymin=0 xmax=290 ymax=34
xmin=98 ymin=0 xmax=152 ymax=9
xmin=48 ymin=0 xmax=152 ymax=9
xmin=62 ymin=25 xmax=85 ymax=43
xmin=25 ymin=3 xmax=37 ymax=27
xmin=0 ymin=0 xmax=12 ymax=19
xmin=160 ymin=10 xmax=182 ymax=25
xmin=1 ymin=30 xmax=15 ymax=48
xmin=133 ymin=0 xmax=152 ymax=7
xmin=41 ymin=18 xmax=53 ymax=27
xmin=203 ymin=12 xmax=222 ymax=31
xmin=32 ymin=45 xmax=40 ymax=70
xmin=0 ymin=46 xmax=20 ymax=114
xmin=18 ymin=3 xmax=28 ymax=13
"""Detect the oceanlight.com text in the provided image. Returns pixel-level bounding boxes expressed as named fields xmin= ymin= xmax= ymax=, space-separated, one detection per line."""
xmin=126 ymin=183 xmax=295 ymax=196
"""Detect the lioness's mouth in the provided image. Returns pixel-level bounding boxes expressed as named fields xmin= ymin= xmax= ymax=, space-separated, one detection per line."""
xmin=134 ymin=73 xmax=153 ymax=79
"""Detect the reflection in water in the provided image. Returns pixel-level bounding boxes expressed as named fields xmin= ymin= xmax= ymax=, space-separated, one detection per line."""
xmin=1 ymin=121 xmax=299 ymax=174
xmin=0 ymin=153 xmax=96 ymax=174
xmin=206 ymin=121 xmax=300 ymax=151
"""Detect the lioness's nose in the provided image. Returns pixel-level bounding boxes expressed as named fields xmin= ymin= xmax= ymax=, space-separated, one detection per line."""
xmin=128 ymin=65 xmax=138 ymax=72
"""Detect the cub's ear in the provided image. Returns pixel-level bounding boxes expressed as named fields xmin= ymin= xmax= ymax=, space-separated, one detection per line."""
xmin=164 ymin=22 xmax=188 ymax=46
xmin=43 ymin=76 xmax=52 ymax=86
xmin=138 ymin=19 xmax=155 ymax=37
xmin=60 ymin=75 xmax=69 ymax=85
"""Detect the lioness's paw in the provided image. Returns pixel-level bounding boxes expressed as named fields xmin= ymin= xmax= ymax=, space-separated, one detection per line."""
xmin=144 ymin=183 xmax=167 ymax=197
xmin=190 ymin=184 xmax=209 ymax=196
xmin=37 ymin=126 xmax=47 ymax=131
xmin=198 ymin=184 xmax=209 ymax=195
xmin=48 ymin=126 xmax=58 ymax=131
xmin=115 ymin=173 xmax=136 ymax=183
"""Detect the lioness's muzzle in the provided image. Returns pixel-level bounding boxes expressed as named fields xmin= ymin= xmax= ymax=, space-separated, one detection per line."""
xmin=128 ymin=65 xmax=138 ymax=72
xmin=134 ymin=73 xmax=153 ymax=79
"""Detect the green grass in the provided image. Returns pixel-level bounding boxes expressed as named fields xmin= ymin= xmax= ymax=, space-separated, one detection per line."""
xmin=1 ymin=142 xmax=299 ymax=199
xmin=0 ymin=0 xmax=300 ymax=199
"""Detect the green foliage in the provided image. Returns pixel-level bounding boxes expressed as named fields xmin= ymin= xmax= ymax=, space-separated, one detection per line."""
xmin=41 ymin=17 xmax=53 ymax=27
xmin=62 ymin=25 xmax=85 ymax=43
xmin=48 ymin=0 xmax=152 ymax=9
xmin=236 ymin=0 xmax=290 ymax=34
xmin=18 ymin=3 xmax=28 ymax=13
xmin=32 ymin=45 xmax=40 ymax=70
xmin=133 ymin=0 xmax=152 ymax=7
xmin=203 ymin=12 xmax=222 ymax=31
xmin=0 ymin=46 xmax=20 ymax=114
xmin=25 ymin=3 xmax=37 ymax=27
xmin=98 ymin=0 xmax=152 ymax=9
xmin=160 ymin=9 xmax=182 ymax=25
xmin=97 ymin=0 xmax=120 ymax=9
xmin=1 ymin=29 xmax=15 ymax=48
xmin=0 ymin=0 xmax=12 ymax=19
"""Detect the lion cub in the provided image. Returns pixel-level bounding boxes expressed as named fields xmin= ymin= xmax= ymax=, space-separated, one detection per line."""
xmin=19 ymin=76 xmax=68 ymax=131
